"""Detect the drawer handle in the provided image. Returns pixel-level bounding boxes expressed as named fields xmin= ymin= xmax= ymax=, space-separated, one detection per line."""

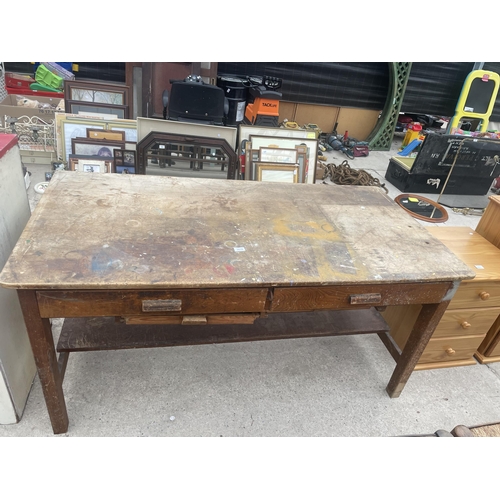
xmin=349 ymin=293 xmax=382 ymax=305
xmin=182 ymin=315 xmax=207 ymax=325
xmin=479 ymin=291 xmax=490 ymax=301
xmin=461 ymin=321 xmax=471 ymax=329
xmin=446 ymin=348 xmax=456 ymax=356
xmin=142 ymin=299 xmax=182 ymax=312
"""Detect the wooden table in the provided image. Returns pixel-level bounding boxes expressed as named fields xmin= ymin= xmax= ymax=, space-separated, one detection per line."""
xmin=0 ymin=171 xmax=475 ymax=434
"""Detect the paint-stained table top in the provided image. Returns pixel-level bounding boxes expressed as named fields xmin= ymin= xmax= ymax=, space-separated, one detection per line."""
xmin=0 ymin=171 xmax=475 ymax=289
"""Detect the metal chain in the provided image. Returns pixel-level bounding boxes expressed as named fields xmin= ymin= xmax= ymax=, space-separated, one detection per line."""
xmin=451 ymin=207 xmax=485 ymax=216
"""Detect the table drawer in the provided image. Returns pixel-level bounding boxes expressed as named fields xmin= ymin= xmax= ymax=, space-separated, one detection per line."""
xmin=450 ymin=281 xmax=500 ymax=309
xmin=36 ymin=288 xmax=269 ymax=318
xmin=270 ymin=282 xmax=452 ymax=312
xmin=420 ymin=334 xmax=485 ymax=364
xmin=432 ymin=307 xmax=500 ymax=339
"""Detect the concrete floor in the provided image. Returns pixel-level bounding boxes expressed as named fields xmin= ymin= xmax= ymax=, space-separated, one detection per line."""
xmin=2 ymin=134 xmax=500 ymax=438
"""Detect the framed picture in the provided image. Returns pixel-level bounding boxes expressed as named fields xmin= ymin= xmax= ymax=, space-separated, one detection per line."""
xmin=57 ymin=116 xmax=106 ymax=163
xmin=115 ymin=165 xmax=136 ymax=175
xmin=72 ymin=104 xmax=126 ymax=119
xmin=241 ymin=143 xmax=252 ymax=180
xmin=108 ymin=124 xmax=138 ymax=142
xmin=259 ymin=147 xmax=298 ymax=164
xmin=86 ymin=128 xmax=125 ymax=141
xmin=249 ymin=134 xmax=318 ymax=184
xmin=114 ymin=149 xmax=136 ymax=169
xmin=247 ymin=149 xmax=259 ymax=181
xmin=250 ymin=148 xmax=305 ymax=182
xmin=72 ymin=138 xmax=125 ymax=158
xmin=68 ymin=154 xmax=114 ymax=173
xmin=81 ymin=161 xmax=106 ymax=173
xmin=56 ymin=114 xmax=138 ymax=164
xmin=295 ymin=145 xmax=307 ymax=183
xmin=239 ymin=125 xmax=318 ymax=143
xmin=64 ymin=80 xmax=130 ymax=119
xmin=255 ymin=163 xmax=299 ymax=183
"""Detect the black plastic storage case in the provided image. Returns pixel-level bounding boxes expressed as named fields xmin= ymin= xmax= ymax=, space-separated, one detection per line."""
xmin=385 ymin=133 xmax=500 ymax=195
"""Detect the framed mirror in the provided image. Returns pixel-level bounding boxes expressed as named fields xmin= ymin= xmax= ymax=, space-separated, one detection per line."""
xmin=136 ymin=131 xmax=238 ymax=179
xmin=394 ymin=194 xmax=449 ymax=223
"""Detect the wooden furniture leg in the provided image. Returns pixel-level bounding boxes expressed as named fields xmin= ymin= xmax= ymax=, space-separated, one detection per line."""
xmin=386 ymin=301 xmax=450 ymax=398
xmin=17 ymin=290 xmax=69 ymax=434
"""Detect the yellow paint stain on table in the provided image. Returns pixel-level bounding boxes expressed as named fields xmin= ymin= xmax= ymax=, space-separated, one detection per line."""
xmin=273 ymin=218 xmax=340 ymax=241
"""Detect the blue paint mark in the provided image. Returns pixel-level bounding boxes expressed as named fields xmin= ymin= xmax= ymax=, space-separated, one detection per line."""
xmin=91 ymin=251 xmax=113 ymax=273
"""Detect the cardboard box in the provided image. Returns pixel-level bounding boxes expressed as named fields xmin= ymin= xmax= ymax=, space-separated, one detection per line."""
xmin=0 ymin=94 xmax=64 ymax=127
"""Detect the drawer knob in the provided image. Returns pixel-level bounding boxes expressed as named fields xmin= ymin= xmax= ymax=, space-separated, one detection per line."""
xmin=479 ymin=291 xmax=490 ymax=301
xmin=446 ymin=348 xmax=456 ymax=356
xmin=461 ymin=321 xmax=471 ymax=329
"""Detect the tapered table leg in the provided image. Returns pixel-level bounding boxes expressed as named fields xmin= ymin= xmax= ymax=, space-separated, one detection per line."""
xmin=386 ymin=301 xmax=450 ymax=398
xmin=18 ymin=290 xmax=69 ymax=434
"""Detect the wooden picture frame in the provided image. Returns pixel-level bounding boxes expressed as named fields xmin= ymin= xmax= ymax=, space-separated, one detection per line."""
xmin=259 ymin=147 xmax=298 ymax=164
xmin=255 ymin=162 xmax=299 ymax=183
xmin=115 ymin=165 xmax=136 ymax=175
xmin=239 ymin=124 xmax=318 ymax=143
xmin=242 ymin=143 xmax=252 ymax=180
xmin=108 ymin=124 xmax=138 ymax=142
xmin=248 ymin=150 xmax=257 ymax=182
xmin=57 ymin=116 xmax=106 ymax=163
xmin=249 ymin=134 xmax=318 ymax=184
xmin=68 ymin=154 xmax=114 ymax=173
xmin=71 ymin=138 xmax=125 ymax=159
xmin=56 ymin=114 xmax=138 ymax=164
xmin=295 ymin=145 xmax=307 ymax=183
xmin=249 ymin=149 xmax=305 ymax=183
xmin=113 ymin=149 xmax=137 ymax=174
xmin=86 ymin=128 xmax=126 ymax=141
xmin=64 ymin=80 xmax=130 ymax=119
xmin=240 ymin=125 xmax=318 ymax=181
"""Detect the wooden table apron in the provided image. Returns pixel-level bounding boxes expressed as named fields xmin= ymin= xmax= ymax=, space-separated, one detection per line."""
xmin=0 ymin=172 xmax=474 ymax=434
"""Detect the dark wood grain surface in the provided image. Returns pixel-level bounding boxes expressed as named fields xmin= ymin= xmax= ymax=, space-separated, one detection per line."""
xmin=0 ymin=171 xmax=475 ymax=289
xmin=56 ymin=309 xmax=390 ymax=352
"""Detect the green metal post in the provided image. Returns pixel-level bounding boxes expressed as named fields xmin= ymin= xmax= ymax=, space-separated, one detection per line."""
xmin=367 ymin=63 xmax=412 ymax=151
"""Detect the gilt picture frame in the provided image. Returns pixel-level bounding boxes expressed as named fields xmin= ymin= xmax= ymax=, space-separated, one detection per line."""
xmin=86 ymin=128 xmax=125 ymax=141
xmin=255 ymin=162 xmax=299 ymax=183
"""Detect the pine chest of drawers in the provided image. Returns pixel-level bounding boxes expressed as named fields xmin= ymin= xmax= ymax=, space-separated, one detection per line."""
xmin=474 ymin=195 xmax=500 ymax=363
xmin=382 ymin=226 xmax=500 ymax=370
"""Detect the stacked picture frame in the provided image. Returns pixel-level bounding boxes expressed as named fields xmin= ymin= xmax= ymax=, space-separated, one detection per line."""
xmin=56 ymin=113 xmax=138 ymax=174
xmin=64 ymin=80 xmax=130 ymax=119
xmin=245 ymin=135 xmax=315 ymax=184
xmin=238 ymin=125 xmax=319 ymax=184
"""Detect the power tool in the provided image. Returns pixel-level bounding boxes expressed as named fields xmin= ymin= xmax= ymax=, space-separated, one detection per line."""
xmin=244 ymin=76 xmax=282 ymax=127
